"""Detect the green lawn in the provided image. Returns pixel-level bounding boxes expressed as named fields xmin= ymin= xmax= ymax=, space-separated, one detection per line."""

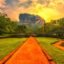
xmin=0 ymin=38 xmax=26 ymax=60
xmin=37 ymin=37 xmax=64 ymax=64
xmin=0 ymin=37 xmax=64 ymax=64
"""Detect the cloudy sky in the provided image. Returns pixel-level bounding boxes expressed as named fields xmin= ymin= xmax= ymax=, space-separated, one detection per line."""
xmin=0 ymin=0 xmax=64 ymax=22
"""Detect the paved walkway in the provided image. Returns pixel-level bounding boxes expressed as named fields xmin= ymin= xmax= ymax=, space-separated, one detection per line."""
xmin=53 ymin=40 xmax=64 ymax=51
xmin=0 ymin=37 xmax=55 ymax=64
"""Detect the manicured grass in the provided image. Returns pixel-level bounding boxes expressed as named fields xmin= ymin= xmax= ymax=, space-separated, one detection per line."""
xmin=37 ymin=37 xmax=64 ymax=64
xmin=0 ymin=38 xmax=26 ymax=60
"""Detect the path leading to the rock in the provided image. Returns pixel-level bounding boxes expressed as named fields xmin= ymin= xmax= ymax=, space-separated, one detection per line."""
xmin=53 ymin=40 xmax=64 ymax=51
xmin=0 ymin=37 xmax=55 ymax=64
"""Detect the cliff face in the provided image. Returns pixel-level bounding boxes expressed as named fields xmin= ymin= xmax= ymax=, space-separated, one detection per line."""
xmin=19 ymin=13 xmax=45 ymax=25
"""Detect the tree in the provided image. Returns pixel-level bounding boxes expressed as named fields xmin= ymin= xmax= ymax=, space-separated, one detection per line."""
xmin=0 ymin=13 xmax=18 ymax=34
xmin=44 ymin=18 xmax=64 ymax=38
xmin=15 ymin=24 xmax=26 ymax=34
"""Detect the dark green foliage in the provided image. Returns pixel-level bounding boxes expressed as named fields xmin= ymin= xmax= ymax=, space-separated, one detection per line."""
xmin=0 ymin=12 xmax=64 ymax=38
xmin=0 ymin=13 xmax=18 ymax=34
xmin=15 ymin=24 xmax=27 ymax=34
xmin=44 ymin=18 xmax=64 ymax=38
